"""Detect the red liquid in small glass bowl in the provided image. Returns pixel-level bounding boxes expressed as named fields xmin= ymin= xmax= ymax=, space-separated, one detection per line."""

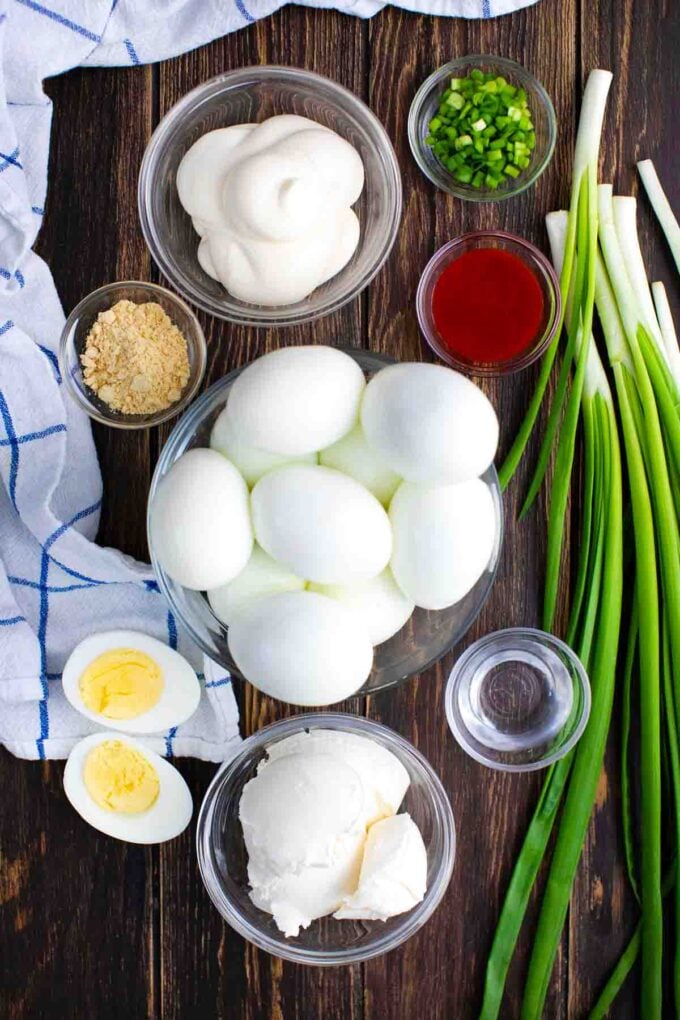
xmin=431 ymin=248 xmax=545 ymax=365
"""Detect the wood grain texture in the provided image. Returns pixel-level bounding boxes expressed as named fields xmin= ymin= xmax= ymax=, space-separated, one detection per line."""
xmin=1 ymin=0 xmax=678 ymax=1017
xmin=0 ymin=67 xmax=157 ymax=1020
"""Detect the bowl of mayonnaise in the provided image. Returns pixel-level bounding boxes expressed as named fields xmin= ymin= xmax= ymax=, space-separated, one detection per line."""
xmin=139 ymin=66 xmax=402 ymax=327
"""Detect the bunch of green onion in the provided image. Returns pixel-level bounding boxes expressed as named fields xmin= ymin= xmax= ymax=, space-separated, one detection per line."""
xmin=481 ymin=67 xmax=680 ymax=1019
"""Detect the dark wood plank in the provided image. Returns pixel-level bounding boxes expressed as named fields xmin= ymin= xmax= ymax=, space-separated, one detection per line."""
xmin=568 ymin=1 xmax=680 ymax=1016
xmin=0 ymin=66 xmax=157 ymax=1020
xmin=154 ymin=12 xmax=368 ymax=1020
xmin=364 ymin=1 xmax=576 ymax=1016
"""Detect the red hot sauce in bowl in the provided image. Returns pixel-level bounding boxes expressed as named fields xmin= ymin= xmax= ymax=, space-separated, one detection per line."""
xmin=417 ymin=232 xmax=561 ymax=376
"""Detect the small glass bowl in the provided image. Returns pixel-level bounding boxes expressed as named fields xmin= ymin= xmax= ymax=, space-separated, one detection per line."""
xmin=147 ymin=349 xmax=504 ymax=698
xmin=408 ymin=55 xmax=557 ymax=202
xmin=445 ymin=628 xmax=591 ymax=772
xmin=197 ymin=712 xmax=455 ymax=965
xmin=138 ymin=66 xmax=402 ymax=327
xmin=416 ymin=231 xmax=561 ymax=376
xmin=59 ymin=281 xmax=207 ymax=429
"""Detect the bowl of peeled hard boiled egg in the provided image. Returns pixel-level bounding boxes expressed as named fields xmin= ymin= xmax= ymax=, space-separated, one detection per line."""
xmin=147 ymin=346 xmax=503 ymax=705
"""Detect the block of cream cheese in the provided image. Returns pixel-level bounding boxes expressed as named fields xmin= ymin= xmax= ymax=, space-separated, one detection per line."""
xmin=239 ymin=729 xmax=427 ymax=937
xmin=264 ymin=730 xmax=409 ymax=827
xmin=239 ymin=750 xmax=367 ymax=936
xmin=334 ymin=813 xmax=427 ymax=921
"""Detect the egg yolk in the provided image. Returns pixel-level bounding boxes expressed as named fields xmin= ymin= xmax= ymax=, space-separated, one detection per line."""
xmin=79 ymin=648 xmax=163 ymax=719
xmin=83 ymin=740 xmax=160 ymax=814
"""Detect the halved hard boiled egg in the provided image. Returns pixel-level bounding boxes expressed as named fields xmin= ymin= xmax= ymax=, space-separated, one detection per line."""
xmin=62 ymin=631 xmax=201 ymax=734
xmin=63 ymin=732 xmax=193 ymax=844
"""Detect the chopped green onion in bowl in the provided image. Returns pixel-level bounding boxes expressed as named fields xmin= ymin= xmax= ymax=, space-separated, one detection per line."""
xmin=408 ymin=56 xmax=556 ymax=203
xmin=425 ymin=70 xmax=537 ymax=191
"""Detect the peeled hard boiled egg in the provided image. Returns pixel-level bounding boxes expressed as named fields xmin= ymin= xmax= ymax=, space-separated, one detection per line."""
xmin=63 ymin=732 xmax=193 ymax=844
xmin=361 ymin=362 xmax=499 ymax=485
xmin=320 ymin=423 xmax=401 ymax=506
xmin=149 ymin=448 xmax=253 ymax=590
xmin=389 ymin=478 xmax=496 ymax=610
xmin=62 ymin=630 xmax=201 ymax=734
xmin=227 ymin=590 xmax=373 ymax=705
xmin=210 ymin=405 xmax=316 ymax=487
xmin=310 ymin=569 xmax=414 ymax=646
xmin=252 ymin=464 xmax=392 ymax=585
xmin=224 ymin=345 xmax=365 ymax=456
xmin=207 ymin=545 xmax=305 ymax=626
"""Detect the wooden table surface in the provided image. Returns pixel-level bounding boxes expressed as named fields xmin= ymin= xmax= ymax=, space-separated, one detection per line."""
xmin=1 ymin=0 xmax=678 ymax=1016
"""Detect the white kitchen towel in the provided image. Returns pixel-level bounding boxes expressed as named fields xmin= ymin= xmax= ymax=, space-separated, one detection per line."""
xmin=0 ymin=0 xmax=538 ymax=760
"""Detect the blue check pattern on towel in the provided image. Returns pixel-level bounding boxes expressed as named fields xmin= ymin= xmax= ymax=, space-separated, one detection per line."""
xmin=0 ymin=0 xmax=538 ymax=759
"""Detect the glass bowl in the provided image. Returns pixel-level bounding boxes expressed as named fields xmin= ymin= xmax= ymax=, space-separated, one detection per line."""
xmin=138 ymin=66 xmax=402 ymax=327
xmin=445 ymin=628 xmax=591 ymax=772
xmin=59 ymin=281 xmax=207 ymax=429
xmin=196 ymin=712 xmax=455 ymax=965
xmin=147 ymin=349 xmax=504 ymax=698
xmin=408 ymin=55 xmax=557 ymax=202
xmin=416 ymin=231 xmax=561 ymax=376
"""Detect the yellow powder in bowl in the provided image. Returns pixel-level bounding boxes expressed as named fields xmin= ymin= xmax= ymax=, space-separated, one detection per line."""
xmin=80 ymin=299 xmax=190 ymax=415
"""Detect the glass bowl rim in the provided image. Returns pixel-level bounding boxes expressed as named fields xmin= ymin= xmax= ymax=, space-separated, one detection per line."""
xmin=415 ymin=230 xmax=562 ymax=377
xmin=444 ymin=626 xmax=592 ymax=773
xmin=58 ymin=279 xmax=207 ymax=430
xmin=407 ymin=54 xmax=557 ymax=203
xmin=147 ymin=347 xmax=504 ymax=697
xmin=196 ymin=711 xmax=456 ymax=965
xmin=137 ymin=64 xmax=403 ymax=327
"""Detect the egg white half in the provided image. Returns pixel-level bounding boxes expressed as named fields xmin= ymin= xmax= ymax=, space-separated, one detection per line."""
xmin=63 ymin=732 xmax=193 ymax=844
xmin=62 ymin=630 xmax=201 ymax=734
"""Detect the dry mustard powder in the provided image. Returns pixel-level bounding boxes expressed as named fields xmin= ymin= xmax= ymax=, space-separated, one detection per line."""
xmin=80 ymin=299 xmax=190 ymax=414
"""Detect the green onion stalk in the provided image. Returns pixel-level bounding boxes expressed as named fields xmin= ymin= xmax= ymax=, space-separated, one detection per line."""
xmin=482 ymin=65 xmax=680 ymax=1017
xmin=596 ymin=186 xmax=680 ymax=1016
xmin=478 ymin=68 xmax=618 ymax=1009
xmin=497 ymin=70 xmax=612 ymax=494
xmin=637 ymin=160 xmax=680 ymax=277
xmin=593 ymin=241 xmax=663 ymax=1015
xmin=650 ymin=281 xmax=680 ymax=388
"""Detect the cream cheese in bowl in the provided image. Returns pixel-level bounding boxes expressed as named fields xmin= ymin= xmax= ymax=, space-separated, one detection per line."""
xmin=239 ymin=729 xmax=427 ymax=937
xmin=176 ymin=115 xmax=365 ymax=306
xmin=196 ymin=713 xmax=455 ymax=965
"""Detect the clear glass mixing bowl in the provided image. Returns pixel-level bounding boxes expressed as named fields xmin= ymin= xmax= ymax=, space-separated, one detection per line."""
xmin=138 ymin=66 xmax=402 ymax=327
xmin=196 ymin=713 xmax=455 ymax=965
xmin=147 ymin=348 xmax=504 ymax=698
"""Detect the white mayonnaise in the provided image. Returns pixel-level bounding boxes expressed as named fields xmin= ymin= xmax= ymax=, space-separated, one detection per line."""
xmin=176 ymin=115 xmax=365 ymax=306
